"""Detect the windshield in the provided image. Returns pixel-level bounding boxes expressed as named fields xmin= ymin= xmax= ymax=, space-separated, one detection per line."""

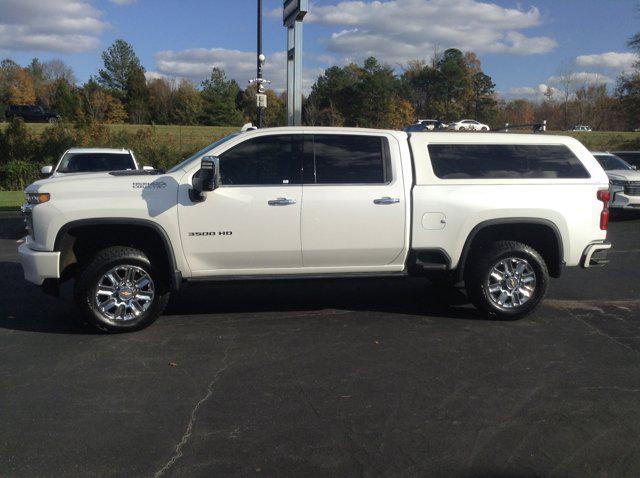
xmin=57 ymin=152 xmax=135 ymax=173
xmin=594 ymin=154 xmax=634 ymax=171
xmin=167 ymin=133 xmax=240 ymax=173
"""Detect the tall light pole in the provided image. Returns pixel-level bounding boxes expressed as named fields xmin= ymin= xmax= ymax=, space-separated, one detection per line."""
xmin=283 ymin=0 xmax=308 ymax=126
xmin=256 ymin=0 xmax=264 ymax=128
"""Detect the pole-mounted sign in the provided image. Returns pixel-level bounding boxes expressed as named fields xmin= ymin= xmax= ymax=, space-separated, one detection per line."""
xmin=283 ymin=0 xmax=308 ymax=126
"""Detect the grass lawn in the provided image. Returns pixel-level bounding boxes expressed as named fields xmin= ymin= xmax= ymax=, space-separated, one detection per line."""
xmin=0 ymin=191 xmax=23 ymax=211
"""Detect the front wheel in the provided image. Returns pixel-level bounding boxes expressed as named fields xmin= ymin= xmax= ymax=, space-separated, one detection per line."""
xmin=74 ymin=246 xmax=170 ymax=332
xmin=465 ymin=241 xmax=549 ymax=320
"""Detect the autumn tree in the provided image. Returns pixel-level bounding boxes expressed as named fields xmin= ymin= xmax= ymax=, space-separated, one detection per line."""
xmin=148 ymin=77 xmax=174 ymax=124
xmin=81 ymin=78 xmax=127 ymax=123
xmin=172 ymin=80 xmax=203 ymax=125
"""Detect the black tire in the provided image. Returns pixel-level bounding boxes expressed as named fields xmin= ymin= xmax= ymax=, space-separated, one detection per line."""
xmin=481 ymin=126 xmax=489 ymax=131
xmin=465 ymin=241 xmax=549 ymax=320
xmin=74 ymin=246 xmax=170 ymax=332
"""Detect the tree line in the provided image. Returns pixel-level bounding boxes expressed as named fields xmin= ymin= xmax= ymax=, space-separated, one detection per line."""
xmin=1 ymin=38 xmax=639 ymax=130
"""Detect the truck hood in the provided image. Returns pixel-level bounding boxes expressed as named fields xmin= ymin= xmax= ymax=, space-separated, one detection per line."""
xmin=607 ymin=169 xmax=640 ymax=182
xmin=26 ymin=172 xmax=114 ymax=191
xmin=25 ymin=171 xmax=173 ymax=193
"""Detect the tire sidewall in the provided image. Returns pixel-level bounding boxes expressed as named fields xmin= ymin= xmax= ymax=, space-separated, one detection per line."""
xmin=80 ymin=252 xmax=166 ymax=332
xmin=470 ymin=245 xmax=548 ymax=319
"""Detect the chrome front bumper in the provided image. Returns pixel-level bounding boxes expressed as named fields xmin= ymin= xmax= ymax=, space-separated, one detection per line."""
xmin=581 ymin=242 xmax=612 ymax=268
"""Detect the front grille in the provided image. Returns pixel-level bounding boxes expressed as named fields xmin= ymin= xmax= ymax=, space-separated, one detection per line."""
xmin=624 ymin=181 xmax=640 ymax=196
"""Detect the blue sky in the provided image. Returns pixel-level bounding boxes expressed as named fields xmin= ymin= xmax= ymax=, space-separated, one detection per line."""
xmin=1 ymin=0 xmax=639 ymax=99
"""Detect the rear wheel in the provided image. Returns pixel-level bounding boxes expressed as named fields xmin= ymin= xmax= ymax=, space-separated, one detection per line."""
xmin=74 ymin=246 xmax=170 ymax=332
xmin=465 ymin=241 xmax=548 ymax=320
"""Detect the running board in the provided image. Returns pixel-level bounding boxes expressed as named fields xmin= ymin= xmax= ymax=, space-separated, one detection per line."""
xmin=188 ymin=271 xmax=408 ymax=282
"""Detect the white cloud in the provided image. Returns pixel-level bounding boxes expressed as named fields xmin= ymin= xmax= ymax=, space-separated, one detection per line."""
xmin=548 ymin=71 xmax=614 ymax=85
xmin=0 ymin=0 xmax=108 ymax=53
xmin=506 ymin=83 xmax=558 ymax=100
xmin=304 ymin=0 xmax=557 ymax=64
xmin=154 ymin=47 xmax=323 ymax=93
xmin=575 ymin=51 xmax=636 ymax=73
xmin=507 ymin=70 xmax=614 ymax=101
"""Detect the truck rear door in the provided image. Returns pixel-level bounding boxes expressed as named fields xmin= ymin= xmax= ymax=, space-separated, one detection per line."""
xmin=300 ymin=133 xmax=406 ymax=269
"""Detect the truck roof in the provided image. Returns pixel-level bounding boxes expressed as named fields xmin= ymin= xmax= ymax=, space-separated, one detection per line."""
xmin=237 ymin=127 xmax=581 ymax=145
xmin=407 ymin=132 xmax=580 ymax=144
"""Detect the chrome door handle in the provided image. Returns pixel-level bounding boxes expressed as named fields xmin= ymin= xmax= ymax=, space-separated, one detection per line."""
xmin=373 ymin=197 xmax=400 ymax=205
xmin=268 ymin=197 xmax=296 ymax=206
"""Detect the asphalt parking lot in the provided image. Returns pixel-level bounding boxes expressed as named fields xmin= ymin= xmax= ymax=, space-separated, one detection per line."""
xmin=1 ymin=212 xmax=640 ymax=477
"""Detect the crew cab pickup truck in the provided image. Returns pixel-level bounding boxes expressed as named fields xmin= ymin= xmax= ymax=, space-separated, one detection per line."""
xmin=19 ymin=127 xmax=612 ymax=332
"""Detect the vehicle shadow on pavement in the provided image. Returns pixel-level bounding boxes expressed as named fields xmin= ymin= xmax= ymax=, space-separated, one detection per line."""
xmin=1 ymin=259 xmax=487 ymax=334
xmin=0 ymin=261 xmax=96 ymax=334
xmin=165 ymin=277 xmax=484 ymax=322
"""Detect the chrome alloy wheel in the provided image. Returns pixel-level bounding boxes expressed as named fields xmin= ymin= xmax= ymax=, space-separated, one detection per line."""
xmin=94 ymin=265 xmax=155 ymax=322
xmin=486 ymin=257 xmax=537 ymax=310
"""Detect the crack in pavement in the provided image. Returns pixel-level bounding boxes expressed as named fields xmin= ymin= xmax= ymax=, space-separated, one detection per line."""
xmin=154 ymin=338 xmax=235 ymax=478
xmin=564 ymin=308 xmax=637 ymax=354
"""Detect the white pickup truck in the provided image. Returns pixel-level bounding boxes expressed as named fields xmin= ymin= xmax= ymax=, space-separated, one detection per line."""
xmin=19 ymin=127 xmax=612 ymax=332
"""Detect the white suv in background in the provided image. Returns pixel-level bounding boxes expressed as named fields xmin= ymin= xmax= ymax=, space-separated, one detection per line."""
xmin=41 ymin=148 xmax=148 ymax=176
xmin=593 ymin=152 xmax=640 ymax=210
xmin=449 ymin=119 xmax=490 ymax=131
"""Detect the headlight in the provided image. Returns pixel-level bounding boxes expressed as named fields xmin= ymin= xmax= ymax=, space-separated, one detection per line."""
xmin=25 ymin=192 xmax=50 ymax=205
xmin=610 ymin=179 xmax=627 ymax=186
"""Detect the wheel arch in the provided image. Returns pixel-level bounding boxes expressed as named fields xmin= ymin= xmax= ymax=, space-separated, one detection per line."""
xmin=456 ymin=218 xmax=564 ymax=281
xmin=54 ymin=218 xmax=181 ymax=290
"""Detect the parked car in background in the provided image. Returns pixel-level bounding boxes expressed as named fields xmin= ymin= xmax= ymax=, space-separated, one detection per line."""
xmin=612 ymin=151 xmax=640 ymax=169
xmin=571 ymin=125 xmax=592 ymax=132
xmin=41 ymin=148 xmax=150 ymax=176
xmin=405 ymin=120 xmax=448 ymax=132
xmin=5 ymin=105 xmax=60 ymax=123
xmin=417 ymin=119 xmax=448 ymax=130
xmin=592 ymin=152 xmax=640 ymax=210
xmin=449 ymin=119 xmax=490 ymax=131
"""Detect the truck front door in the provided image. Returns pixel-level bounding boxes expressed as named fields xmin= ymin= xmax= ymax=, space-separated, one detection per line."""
xmin=179 ymin=134 xmax=304 ymax=275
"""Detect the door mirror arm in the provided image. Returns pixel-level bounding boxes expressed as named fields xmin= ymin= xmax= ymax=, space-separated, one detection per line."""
xmin=189 ymin=155 xmax=220 ymax=203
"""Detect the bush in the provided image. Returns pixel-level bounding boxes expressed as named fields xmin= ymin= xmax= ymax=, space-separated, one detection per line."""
xmin=0 ymin=118 xmax=37 ymax=165
xmin=0 ymin=160 xmax=40 ymax=190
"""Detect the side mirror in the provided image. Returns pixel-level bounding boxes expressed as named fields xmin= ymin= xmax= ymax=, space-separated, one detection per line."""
xmin=189 ymin=155 xmax=220 ymax=202
xmin=41 ymin=165 xmax=53 ymax=175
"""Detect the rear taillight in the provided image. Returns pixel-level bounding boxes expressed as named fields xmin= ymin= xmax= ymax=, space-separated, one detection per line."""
xmin=597 ymin=189 xmax=611 ymax=230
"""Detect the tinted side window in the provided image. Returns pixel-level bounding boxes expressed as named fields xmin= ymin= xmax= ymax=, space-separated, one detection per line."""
xmin=428 ymin=144 xmax=590 ymax=179
xmin=311 ymin=135 xmax=390 ymax=184
xmin=220 ymin=135 xmax=302 ymax=185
